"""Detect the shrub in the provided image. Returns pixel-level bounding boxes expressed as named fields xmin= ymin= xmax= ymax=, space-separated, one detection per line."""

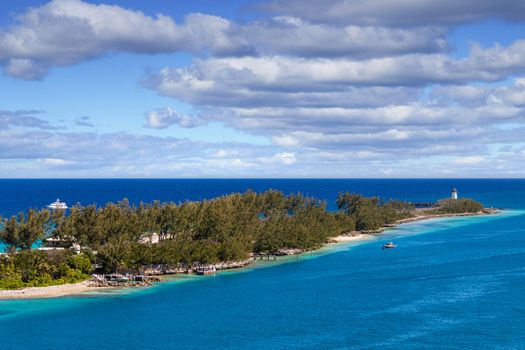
xmin=67 ymin=253 xmax=92 ymax=274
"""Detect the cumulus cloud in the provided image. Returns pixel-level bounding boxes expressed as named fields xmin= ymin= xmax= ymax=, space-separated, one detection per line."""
xmin=142 ymin=48 xmax=525 ymax=151
xmin=144 ymin=107 xmax=206 ymax=129
xmin=2 ymin=1 xmax=525 ymax=177
xmin=262 ymin=0 xmax=525 ymax=26
xmin=144 ymin=42 xmax=525 ymax=96
xmin=3 ymin=0 xmax=521 ymax=80
xmin=0 ymin=0 xmax=252 ymax=79
xmin=143 ymin=50 xmax=525 ymax=164
xmin=240 ymin=16 xmax=448 ymax=58
xmin=0 ymin=0 xmax=458 ymax=80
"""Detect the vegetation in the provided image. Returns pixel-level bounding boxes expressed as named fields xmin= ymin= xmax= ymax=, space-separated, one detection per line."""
xmin=0 ymin=190 xmax=485 ymax=289
xmin=429 ymin=198 xmax=484 ymax=214
xmin=0 ymin=209 xmax=51 ymax=252
xmin=0 ymin=251 xmax=91 ymax=290
xmin=336 ymin=193 xmax=414 ymax=231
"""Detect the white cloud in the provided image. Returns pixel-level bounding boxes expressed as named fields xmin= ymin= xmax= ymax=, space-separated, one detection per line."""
xmin=0 ymin=0 xmax=252 ymax=79
xmin=2 ymin=1 xmax=525 ymax=177
xmin=241 ymin=16 xmax=448 ymax=58
xmin=258 ymin=152 xmax=297 ymax=165
xmin=452 ymin=156 xmax=485 ymax=165
xmin=143 ymin=57 xmax=525 ymax=152
xmin=144 ymin=107 xmax=205 ymax=129
xmin=144 ymin=42 xmax=525 ymax=102
xmin=1 ymin=123 xmax=524 ymax=177
xmin=211 ymin=149 xmax=240 ymax=158
xmin=38 ymin=158 xmax=76 ymax=166
xmin=3 ymin=0 xmax=525 ymax=81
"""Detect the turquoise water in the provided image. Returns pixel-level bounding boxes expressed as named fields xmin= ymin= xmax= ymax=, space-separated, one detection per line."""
xmin=1 ymin=179 xmax=525 ymax=349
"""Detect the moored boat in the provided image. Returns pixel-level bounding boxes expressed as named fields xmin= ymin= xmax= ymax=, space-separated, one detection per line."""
xmin=195 ymin=266 xmax=216 ymax=275
xmin=382 ymin=241 xmax=396 ymax=249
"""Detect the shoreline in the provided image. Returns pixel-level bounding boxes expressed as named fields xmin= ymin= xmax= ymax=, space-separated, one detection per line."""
xmin=326 ymin=209 xmax=500 ymax=243
xmin=0 ymin=209 xmax=501 ymax=300
xmin=0 ymin=280 xmax=111 ymax=300
xmin=393 ymin=208 xmax=500 ymax=225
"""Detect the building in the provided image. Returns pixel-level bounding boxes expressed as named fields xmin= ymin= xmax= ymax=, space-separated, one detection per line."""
xmin=451 ymin=187 xmax=458 ymax=200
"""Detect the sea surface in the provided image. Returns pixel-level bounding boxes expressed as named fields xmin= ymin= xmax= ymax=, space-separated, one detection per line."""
xmin=0 ymin=179 xmax=524 ymax=349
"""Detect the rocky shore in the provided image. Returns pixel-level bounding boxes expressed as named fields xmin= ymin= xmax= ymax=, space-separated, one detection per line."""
xmin=142 ymin=259 xmax=253 ymax=275
xmin=88 ymin=275 xmax=165 ymax=288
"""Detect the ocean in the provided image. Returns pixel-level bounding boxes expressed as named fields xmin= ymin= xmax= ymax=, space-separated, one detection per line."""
xmin=0 ymin=179 xmax=524 ymax=349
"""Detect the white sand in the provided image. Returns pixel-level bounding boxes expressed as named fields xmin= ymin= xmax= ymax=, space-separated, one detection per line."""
xmin=330 ymin=233 xmax=374 ymax=243
xmin=0 ymin=280 xmax=100 ymax=300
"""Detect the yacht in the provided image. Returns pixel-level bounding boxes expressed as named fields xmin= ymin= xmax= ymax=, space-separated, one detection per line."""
xmin=47 ymin=198 xmax=68 ymax=210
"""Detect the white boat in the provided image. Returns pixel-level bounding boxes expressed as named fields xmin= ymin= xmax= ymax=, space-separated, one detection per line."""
xmin=382 ymin=241 xmax=396 ymax=249
xmin=47 ymin=198 xmax=68 ymax=210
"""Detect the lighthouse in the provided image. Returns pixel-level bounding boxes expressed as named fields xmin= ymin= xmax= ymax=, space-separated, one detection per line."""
xmin=451 ymin=187 xmax=458 ymax=200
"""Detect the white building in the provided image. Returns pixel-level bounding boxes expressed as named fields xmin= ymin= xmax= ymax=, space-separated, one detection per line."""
xmin=451 ymin=187 xmax=458 ymax=200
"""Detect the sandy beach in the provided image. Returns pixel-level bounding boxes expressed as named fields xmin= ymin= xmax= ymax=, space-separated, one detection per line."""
xmin=329 ymin=233 xmax=374 ymax=243
xmin=0 ymin=280 xmax=104 ymax=300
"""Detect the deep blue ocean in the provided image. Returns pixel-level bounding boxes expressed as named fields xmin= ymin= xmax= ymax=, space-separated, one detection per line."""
xmin=0 ymin=179 xmax=524 ymax=349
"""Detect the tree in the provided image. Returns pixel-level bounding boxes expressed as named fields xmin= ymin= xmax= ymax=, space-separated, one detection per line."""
xmin=0 ymin=209 xmax=51 ymax=251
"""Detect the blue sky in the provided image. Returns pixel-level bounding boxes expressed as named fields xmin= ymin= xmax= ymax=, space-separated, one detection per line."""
xmin=1 ymin=0 xmax=525 ymax=178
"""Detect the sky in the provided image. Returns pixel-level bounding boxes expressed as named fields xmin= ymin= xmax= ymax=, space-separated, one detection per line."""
xmin=1 ymin=0 xmax=525 ymax=178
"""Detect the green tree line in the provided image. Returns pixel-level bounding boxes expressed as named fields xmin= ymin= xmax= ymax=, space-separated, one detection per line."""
xmin=0 ymin=190 xmax=484 ymax=288
xmin=430 ymin=198 xmax=484 ymax=214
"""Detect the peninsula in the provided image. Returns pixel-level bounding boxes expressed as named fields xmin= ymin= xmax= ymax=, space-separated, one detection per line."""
xmin=0 ymin=190 xmax=494 ymax=299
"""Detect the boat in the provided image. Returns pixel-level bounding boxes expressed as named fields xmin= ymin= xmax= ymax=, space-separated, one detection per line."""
xmin=195 ymin=266 xmax=216 ymax=275
xmin=382 ymin=241 xmax=396 ymax=249
xmin=47 ymin=198 xmax=68 ymax=210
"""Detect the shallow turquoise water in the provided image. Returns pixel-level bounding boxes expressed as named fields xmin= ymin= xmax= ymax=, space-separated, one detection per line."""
xmin=1 ymin=179 xmax=525 ymax=349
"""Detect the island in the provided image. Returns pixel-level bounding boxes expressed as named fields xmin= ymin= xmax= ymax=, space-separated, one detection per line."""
xmin=0 ymin=190 xmax=496 ymax=298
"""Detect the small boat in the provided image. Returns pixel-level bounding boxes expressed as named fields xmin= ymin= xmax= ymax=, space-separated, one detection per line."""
xmin=382 ymin=241 xmax=396 ymax=249
xmin=47 ymin=198 xmax=68 ymax=210
xmin=195 ymin=266 xmax=216 ymax=275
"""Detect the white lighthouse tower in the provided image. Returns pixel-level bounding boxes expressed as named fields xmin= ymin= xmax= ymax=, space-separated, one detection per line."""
xmin=451 ymin=187 xmax=458 ymax=200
